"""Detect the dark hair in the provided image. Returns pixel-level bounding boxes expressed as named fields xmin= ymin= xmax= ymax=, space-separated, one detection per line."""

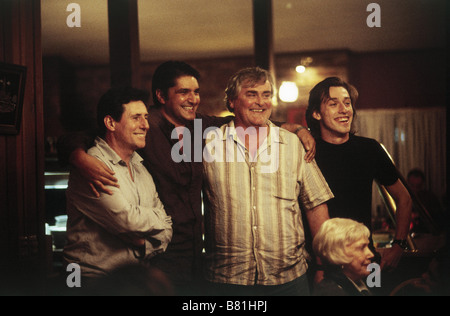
xmin=306 ymin=77 xmax=359 ymax=138
xmin=407 ymin=168 xmax=426 ymax=181
xmin=224 ymin=67 xmax=274 ymax=112
xmin=151 ymin=61 xmax=201 ymax=107
xmin=97 ymin=87 xmax=150 ymax=137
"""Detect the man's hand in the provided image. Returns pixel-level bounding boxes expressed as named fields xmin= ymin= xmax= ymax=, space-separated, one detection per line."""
xmin=70 ymin=148 xmax=119 ymax=197
xmin=297 ymin=127 xmax=316 ymax=162
xmin=281 ymin=123 xmax=316 ymax=162
xmin=119 ymin=234 xmax=146 ymax=247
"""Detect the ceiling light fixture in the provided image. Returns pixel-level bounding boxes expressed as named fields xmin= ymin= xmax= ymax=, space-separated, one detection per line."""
xmin=279 ymin=81 xmax=299 ymax=103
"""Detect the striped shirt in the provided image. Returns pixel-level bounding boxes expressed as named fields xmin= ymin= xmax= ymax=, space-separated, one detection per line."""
xmin=202 ymin=121 xmax=334 ymax=286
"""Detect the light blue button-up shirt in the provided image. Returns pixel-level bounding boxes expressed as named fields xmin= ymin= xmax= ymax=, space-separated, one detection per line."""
xmin=64 ymin=137 xmax=172 ymax=278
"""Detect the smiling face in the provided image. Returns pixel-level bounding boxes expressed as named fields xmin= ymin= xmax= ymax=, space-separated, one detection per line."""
xmin=106 ymin=100 xmax=149 ymax=161
xmin=229 ymin=79 xmax=273 ymax=129
xmin=158 ymin=75 xmax=200 ymax=127
xmin=342 ymin=237 xmax=375 ymax=282
xmin=313 ymin=86 xmax=354 ymax=144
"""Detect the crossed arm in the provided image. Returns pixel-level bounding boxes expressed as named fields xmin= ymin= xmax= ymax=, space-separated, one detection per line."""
xmin=68 ymin=162 xmax=172 ymax=252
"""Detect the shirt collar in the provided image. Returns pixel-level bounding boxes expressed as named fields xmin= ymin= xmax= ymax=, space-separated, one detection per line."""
xmin=347 ymin=276 xmax=370 ymax=293
xmin=222 ymin=120 xmax=286 ymax=146
xmin=94 ymin=137 xmax=144 ymax=166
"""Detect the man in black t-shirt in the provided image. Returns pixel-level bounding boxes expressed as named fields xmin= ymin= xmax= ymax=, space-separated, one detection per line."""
xmin=305 ymin=77 xmax=412 ymax=272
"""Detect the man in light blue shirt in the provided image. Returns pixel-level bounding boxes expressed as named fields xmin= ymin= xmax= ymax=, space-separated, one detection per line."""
xmin=63 ymin=87 xmax=172 ymax=284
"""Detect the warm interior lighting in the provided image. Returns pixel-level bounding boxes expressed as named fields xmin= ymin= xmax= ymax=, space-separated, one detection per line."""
xmin=279 ymin=81 xmax=299 ymax=102
xmin=218 ymin=110 xmax=234 ymax=117
xmin=296 ymin=65 xmax=306 ymax=73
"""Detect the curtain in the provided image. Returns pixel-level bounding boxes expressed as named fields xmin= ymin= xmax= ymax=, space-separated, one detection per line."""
xmin=353 ymin=107 xmax=446 ymax=219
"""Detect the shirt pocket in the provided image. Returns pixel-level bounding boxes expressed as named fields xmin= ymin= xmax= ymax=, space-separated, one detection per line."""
xmin=272 ymin=174 xmax=298 ymax=213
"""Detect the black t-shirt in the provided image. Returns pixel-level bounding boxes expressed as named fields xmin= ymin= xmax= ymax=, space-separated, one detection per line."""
xmin=314 ymin=135 xmax=398 ymax=230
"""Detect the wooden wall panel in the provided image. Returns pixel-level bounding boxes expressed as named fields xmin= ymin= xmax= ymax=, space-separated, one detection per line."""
xmin=0 ymin=0 xmax=45 ymax=294
xmin=108 ymin=0 xmax=141 ymax=88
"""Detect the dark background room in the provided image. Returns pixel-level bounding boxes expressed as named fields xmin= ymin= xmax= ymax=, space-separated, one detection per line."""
xmin=0 ymin=0 xmax=447 ymax=296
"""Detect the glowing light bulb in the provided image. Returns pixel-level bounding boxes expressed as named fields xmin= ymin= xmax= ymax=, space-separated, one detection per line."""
xmin=296 ymin=65 xmax=306 ymax=73
xmin=279 ymin=81 xmax=298 ymax=103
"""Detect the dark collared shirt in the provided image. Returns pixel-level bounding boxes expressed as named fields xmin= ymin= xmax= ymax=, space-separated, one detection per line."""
xmin=141 ymin=108 xmax=232 ymax=287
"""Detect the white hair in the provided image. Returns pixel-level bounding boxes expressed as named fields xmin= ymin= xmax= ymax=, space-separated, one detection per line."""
xmin=313 ymin=218 xmax=370 ymax=266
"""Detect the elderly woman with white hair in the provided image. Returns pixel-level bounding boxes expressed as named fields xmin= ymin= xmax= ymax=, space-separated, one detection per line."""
xmin=312 ymin=218 xmax=375 ymax=296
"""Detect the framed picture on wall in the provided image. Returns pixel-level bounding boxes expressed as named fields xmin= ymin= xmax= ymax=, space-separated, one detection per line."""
xmin=0 ymin=62 xmax=27 ymax=134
